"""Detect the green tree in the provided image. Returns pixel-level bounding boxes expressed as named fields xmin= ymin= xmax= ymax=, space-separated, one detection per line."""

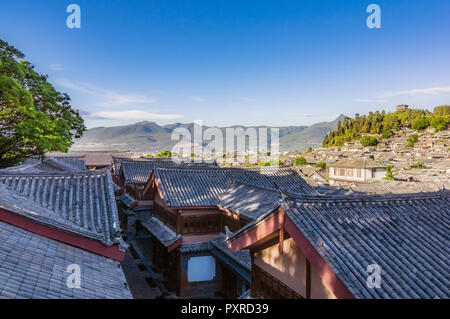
xmin=360 ymin=136 xmax=379 ymax=147
xmin=381 ymin=128 xmax=393 ymax=139
xmin=411 ymin=117 xmax=430 ymax=130
xmin=430 ymin=116 xmax=448 ymax=132
xmin=315 ymin=161 xmax=327 ymax=170
xmin=295 ymin=157 xmax=307 ymax=166
xmin=0 ymin=39 xmax=85 ymax=168
xmin=156 ymin=150 xmax=172 ymax=157
xmin=383 ymin=165 xmax=397 ymax=181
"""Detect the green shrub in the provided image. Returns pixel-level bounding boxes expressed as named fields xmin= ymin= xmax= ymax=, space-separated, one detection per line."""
xmin=411 ymin=117 xmax=430 ymax=130
xmin=430 ymin=116 xmax=448 ymax=132
xmin=315 ymin=161 xmax=327 ymax=170
xmin=295 ymin=157 xmax=307 ymax=166
xmin=409 ymin=162 xmax=429 ymax=169
xmin=258 ymin=159 xmax=283 ymax=167
xmin=383 ymin=165 xmax=397 ymax=181
xmin=156 ymin=150 xmax=172 ymax=157
xmin=406 ymin=134 xmax=419 ymax=147
xmin=360 ymin=136 xmax=379 ymax=147
xmin=381 ymin=128 xmax=393 ymax=139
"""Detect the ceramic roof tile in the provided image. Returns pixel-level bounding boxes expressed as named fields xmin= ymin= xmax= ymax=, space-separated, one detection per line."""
xmin=0 ymin=169 xmax=123 ymax=248
xmin=218 ymin=182 xmax=281 ymax=220
xmin=156 ymin=166 xmax=316 ymax=207
xmin=281 ymin=191 xmax=450 ymax=299
xmin=0 ymin=221 xmax=132 ymax=299
xmin=141 ymin=218 xmax=181 ymax=247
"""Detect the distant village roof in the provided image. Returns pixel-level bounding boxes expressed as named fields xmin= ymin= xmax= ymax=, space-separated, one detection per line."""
xmin=155 ymin=166 xmax=317 ymax=208
xmin=330 ymin=159 xmax=386 ymax=169
xmin=0 ymin=168 xmax=123 ymax=248
xmin=229 ymin=190 xmax=450 ymax=299
xmin=0 ymin=156 xmax=86 ymax=174
xmin=0 ymin=220 xmax=132 ymax=299
xmin=218 ymin=182 xmax=280 ymax=221
xmin=348 ymin=180 xmax=449 ymax=195
xmin=51 ymin=151 xmax=132 ymax=167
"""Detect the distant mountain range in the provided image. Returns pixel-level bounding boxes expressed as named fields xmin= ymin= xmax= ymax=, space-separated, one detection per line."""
xmin=72 ymin=115 xmax=346 ymax=152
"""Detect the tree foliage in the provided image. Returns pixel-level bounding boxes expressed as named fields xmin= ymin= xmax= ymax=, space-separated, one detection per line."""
xmin=409 ymin=162 xmax=429 ymax=169
xmin=406 ymin=134 xmax=419 ymax=148
xmin=360 ymin=136 xmax=379 ymax=147
xmin=315 ymin=161 xmax=327 ymax=170
xmin=295 ymin=157 xmax=307 ymax=166
xmin=383 ymin=165 xmax=397 ymax=181
xmin=0 ymin=39 xmax=85 ymax=168
xmin=322 ymin=107 xmax=449 ymax=147
xmin=156 ymin=150 xmax=172 ymax=158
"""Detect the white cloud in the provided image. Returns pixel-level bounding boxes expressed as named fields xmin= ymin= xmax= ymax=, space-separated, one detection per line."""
xmin=378 ymin=85 xmax=450 ymax=98
xmin=396 ymin=86 xmax=450 ymax=95
xmin=85 ymin=110 xmax=183 ymax=121
xmin=55 ymin=78 xmax=157 ymax=107
xmin=50 ymin=64 xmax=64 ymax=71
xmin=191 ymin=96 xmax=205 ymax=102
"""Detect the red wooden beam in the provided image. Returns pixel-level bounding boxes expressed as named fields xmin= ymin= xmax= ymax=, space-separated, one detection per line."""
xmin=0 ymin=208 xmax=125 ymax=261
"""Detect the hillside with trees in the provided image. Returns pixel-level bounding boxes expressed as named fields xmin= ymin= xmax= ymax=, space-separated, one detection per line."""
xmin=322 ymin=106 xmax=450 ymax=148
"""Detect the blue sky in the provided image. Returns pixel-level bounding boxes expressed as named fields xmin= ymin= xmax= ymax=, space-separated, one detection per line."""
xmin=1 ymin=0 xmax=449 ymax=128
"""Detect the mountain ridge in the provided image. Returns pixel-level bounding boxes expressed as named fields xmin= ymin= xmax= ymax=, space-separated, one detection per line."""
xmin=72 ymin=115 xmax=346 ymax=152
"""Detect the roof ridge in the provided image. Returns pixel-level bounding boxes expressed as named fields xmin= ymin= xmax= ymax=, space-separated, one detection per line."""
xmin=280 ymin=189 xmax=450 ymax=203
xmin=0 ymin=183 xmax=102 ymax=240
xmin=0 ymin=166 xmax=112 ymax=177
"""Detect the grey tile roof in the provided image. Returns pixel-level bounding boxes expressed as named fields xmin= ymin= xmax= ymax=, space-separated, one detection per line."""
xmin=118 ymin=159 xmax=219 ymax=184
xmin=156 ymin=166 xmax=316 ymax=207
xmin=281 ymin=190 xmax=450 ymax=299
xmin=0 ymin=156 xmax=86 ymax=174
xmin=0 ymin=169 xmax=123 ymax=248
xmin=141 ymin=218 xmax=181 ymax=247
xmin=0 ymin=221 xmax=132 ymax=299
xmin=118 ymin=193 xmax=137 ymax=208
xmin=179 ymin=242 xmax=212 ymax=253
xmin=51 ymin=152 xmax=132 ymax=167
xmin=0 ymin=183 xmax=103 ymax=241
xmin=210 ymin=234 xmax=251 ymax=271
xmin=46 ymin=156 xmax=86 ymax=171
xmin=330 ymin=159 xmax=386 ymax=169
xmin=121 ymin=162 xmax=156 ymax=184
xmin=218 ymin=182 xmax=281 ymax=221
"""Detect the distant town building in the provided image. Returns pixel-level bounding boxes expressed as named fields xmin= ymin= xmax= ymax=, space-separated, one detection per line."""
xmin=396 ymin=104 xmax=409 ymax=111
xmin=328 ymin=159 xmax=386 ymax=186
